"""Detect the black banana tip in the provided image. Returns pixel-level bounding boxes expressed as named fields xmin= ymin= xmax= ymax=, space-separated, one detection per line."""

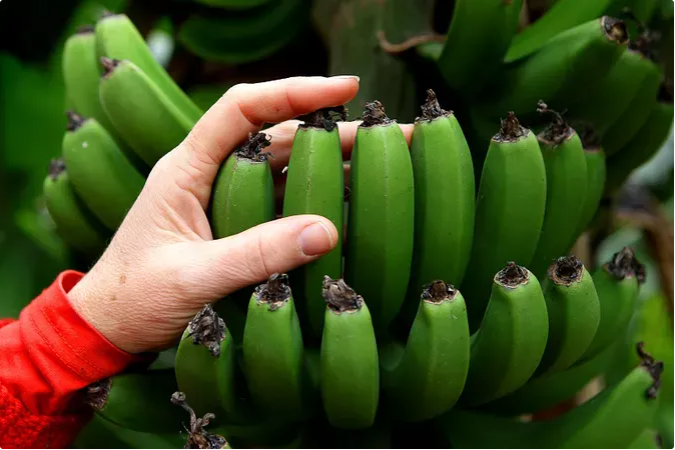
xmin=536 ymin=100 xmax=574 ymax=145
xmin=75 ymin=25 xmax=95 ymax=34
xmin=299 ymin=106 xmax=347 ymax=131
xmin=361 ymin=101 xmax=393 ymax=127
xmin=605 ymin=247 xmax=645 ymax=283
xmin=100 ymin=57 xmax=120 ymax=77
xmin=254 ymin=273 xmax=291 ymax=310
xmin=549 ymin=256 xmax=583 ymax=285
xmin=636 ymin=343 xmax=664 ymax=399
xmin=421 ymin=280 xmax=457 ymax=304
xmin=235 ymin=132 xmax=272 ymax=162
xmin=49 ymin=158 xmax=66 ymax=180
xmin=601 ymin=16 xmax=629 ymax=45
xmin=172 ymin=392 xmax=229 ymax=449
xmin=495 ymin=262 xmax=529 ymax=287
xmin=84 ymin=378 xmax=112 ymax=410
xmin=322 ymin=276 xmax=363 ymax=313
xmin=494 ymin=112 xmax=528 ymax=142
xmin=187 ymin=304 xmax=225 ymax=357
xmin=66 ymin=110 xmax=86 ymax=132
xmin=418 ymin=89 xmax=450 ymax=121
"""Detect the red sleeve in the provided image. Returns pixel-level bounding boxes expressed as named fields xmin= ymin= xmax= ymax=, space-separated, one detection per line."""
xmin=0 ymin=271 xmax=147 ymax=449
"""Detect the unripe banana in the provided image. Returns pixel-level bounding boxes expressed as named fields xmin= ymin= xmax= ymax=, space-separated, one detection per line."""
xmin=573 ymin=136 xmax=607 ymax=240
xmin=345 ymin=101 xmax=414 ymax=334
xmin=460 ymin=263 xmax=549 ymax=407
xmin=74 ymin=414 xmax=185 ymax=449
xmin=283 ymin=108 xmax=345 ymax=338
xmin=438 ymin=0 xmax=522 ymax=95
xmin=62 ymin=111 xmax=145 ymax=231
xmin=382 ymin=281 xmax=470 ymax=422
xmin=606 ymin=97 xmax=674 ymax=193
xmin=85 ymin=369 xmax=184 ymax=433
xmin=399 ymin=90 xmax=474 ymax=328
xmin=43 ymin=159 xmax=108 ymax=258
xmin=99 ymin=58 xmax=196 ymax=167
xmin=95 ymin=13 xmax=203 ymax=123
xmin=320 ymin=277 xmax=379 ymax=430
xmin=442 ymin=345 xmax=663 ymax=449
xmin=243 ymin=274 xmax=311 ymax=421
xmin=528 ymin=103 xmax=588 ymax=279
xmin=536 ymin=256 xmax=600 ymax=375
xmin=461 ymin=113 xmax=546 ymax=329
xmin=480 ymin=17 xmax=629 ymax=119
xmin=579 ymin=247 xmax=643 ymax=361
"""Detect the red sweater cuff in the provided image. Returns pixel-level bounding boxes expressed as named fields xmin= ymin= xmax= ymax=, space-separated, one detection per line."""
xmin=0 ymin=270 xmax=145 ymax=415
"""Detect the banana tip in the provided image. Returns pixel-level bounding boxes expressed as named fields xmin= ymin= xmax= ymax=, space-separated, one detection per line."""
xmin=417 ymin=89 xmax=451 ymax=121
xmin=361 ymin=100 xmax=393 ymax=127
xmin=636 ymin=342 xmax=664 ymax=399
xmin=494 ymin=112 xmax=528 ymax=142
xmin=49 ymin=158 xmax=66 ymax=180
xmin=235 ymin=132 xmax=272 ymax=162
xmin=605 ymin=247 xmax=645 ymax=283
xmin=254 ymin=273 xmax=291 ymax=310
xmin=299 ymin=106 xmax=347 ymax=131
xmin=187 ymin=304 xmax=225 ymax=357
xmin=548 ymin=256 xmax=583 ymax=285
xmin=421 ymin=280 xmax=458 ymax=304
xmin=601 ymin=16 xmax=629 ymax=45
xmin=84 ymin=378 xmax=111 ymax=410
xmin=495 ymin=262 xmax=529 ymax=287
xmin=322 ymin=276 xmax=363 ymax=313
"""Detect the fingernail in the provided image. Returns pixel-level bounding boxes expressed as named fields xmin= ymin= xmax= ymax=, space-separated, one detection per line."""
xmin=298 ymin=222 xmax=335 ymax=256
xmin=333 ymin=75 xmax=360 ymax=82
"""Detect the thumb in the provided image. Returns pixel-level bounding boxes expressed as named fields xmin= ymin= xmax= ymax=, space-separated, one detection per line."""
xmin=203 ymin=215 xmax=339 ymax=296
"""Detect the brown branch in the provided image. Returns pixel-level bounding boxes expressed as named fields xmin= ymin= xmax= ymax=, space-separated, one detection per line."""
xmin=376 ymin=30 xmax=445 ymax=55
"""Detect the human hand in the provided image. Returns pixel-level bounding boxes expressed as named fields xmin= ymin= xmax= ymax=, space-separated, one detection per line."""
xmin=67 ymin=76 xmax=413 ymax=354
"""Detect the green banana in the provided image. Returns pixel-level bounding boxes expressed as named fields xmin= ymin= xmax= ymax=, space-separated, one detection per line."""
xmin=62 ymin=27 xmax=117 ymax=134
xmin=85 ymin=369 xmax=185 ymax=433
xmin=573 ymin=137 xmax=607 ymax=240
xmin=345 ymin=101 xmax=414 ymax=334
xmin=606 ymin=98 xmax=674 ymax=193
xmin=536 ymin=256 xmax=601 ymax=375
xmin=528 ymin=103 xmax=588 ymax=279
xmin=580 ymin=247 xmax=643 ymax=361
xmin=480 ymin=17 xmax=629 ymax=119
xmin=194 ymin=0 xmax=273 ymax=9
xmin=95 ymin=13 xmax=202 ymax=123
xmin=400 ymin=90 xmax=474 ymax=328
xmin=178 ymin=0 xmax=307 ymax=64
xmin=629 ymin=429 xmax=661 ymax=449
xmin=381 ymin=281 xmax=470 ymax=422
xmin=320 ymin=277 xmax=379 ymax=430
xmin=461 ymin=263 xmax=549 ymax=407
xmin=171 ymin=392 xmax=231 ymax=449
xmin=601 ymin=56 xmax=662 ymax=156
xmin=74 ymin=414 xmax=184 ymax=449
xmin=483 ymin=343 xmax=615 ymax=416
xmin=442 ymin=347 xmax=662 ymax=448
xmin=566 ymin=49 xmax=657 ymax=137
xmin=505 ymin=0 xmax=616 ymax=62
xmin=62 ymin=111 xmax=145 ymax=231
xmin=43 ymin=159 xmax=108 ymax=258
xmin=461 ymin=113 xmax=546 ymax=329
xmin=242 ymin=274 xmax=310 ymax=421
xmin=175 ymin=304 xmax=229 ymax=422
xmin=437 ymin=0 xmax=522 ymax=94
xmin=282 ymin=108 xmax=345 ymax=338
xmin=99 ymin=58 xmax=196 ymax=167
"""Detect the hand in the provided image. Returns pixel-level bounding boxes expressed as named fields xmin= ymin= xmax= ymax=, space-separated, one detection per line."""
xmin=67 ymin=76 xmax=413 ymax=354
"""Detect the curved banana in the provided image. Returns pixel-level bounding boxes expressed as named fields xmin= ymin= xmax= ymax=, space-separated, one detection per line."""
xmin=95 ymin=13 xmax=203 ymax=122
xmin=437 ymin=0 xmax=522 ymax=95
xmin=606 ymin=98 xmax=674 ymax=193
xmin=243 ymin=274 xmax=310 ymax=421
xmin=460 ymin=263 xmax=549 ymax=407
xmin=399 ymin=90 xmax=474 ymax=328
xmin=536 ymin=256 xmax=600 ymax=375
xmin=345 ymin=101 xmax=414 ymax=334
xmin=505 ymin=0 xmax=616 ymax=62
xmin=99 ymin=58 xmax=196 ymax=167
xmin=282 ymin=108 xmax=345 ymax=338
xmin=86 ymin=369 xmax=185 ymax=433
xmin=461 ymin=113 xmax=546 ymax=329
xmin=528 ymin=103 xmax=588 ymax=279
xmin=320 ymin=277 xmax=379 ymax=430
xmin=573 ymin=138 xmax=607 ymax=240
xmin=480 ymin=17 xmax=629 ymax=119
xmin=580 ymin=247 xmax=643 ymax=361
xmin=601 ymin=57 xmax=662 ymax=157
xmin=62 ymin=111 xmax=145 ymax=231
xmin=178 ymin=0 xmax=306 ymax=64
xmin=567 ymin=49 xmax=657 ymax=137
xmin=441 ymin=346 xmax=662 ymax=449
xmin=43 ymin=159 xmax=108 ymax=258
xmin=382 ymin=281 xmax=470 ymax=422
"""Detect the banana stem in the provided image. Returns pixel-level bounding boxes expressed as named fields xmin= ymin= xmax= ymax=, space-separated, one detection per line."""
xmin=171 ymin=392 xmax=228 ymax=449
